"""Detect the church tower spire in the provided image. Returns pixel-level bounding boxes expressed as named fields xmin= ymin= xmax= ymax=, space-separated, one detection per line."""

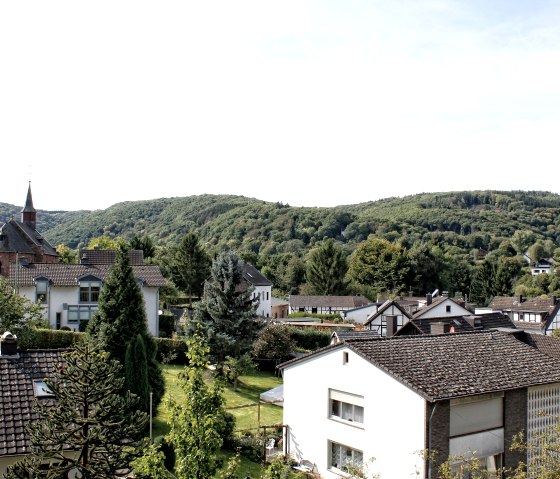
xmin=21 ymin=182 xmax=37 ymax=227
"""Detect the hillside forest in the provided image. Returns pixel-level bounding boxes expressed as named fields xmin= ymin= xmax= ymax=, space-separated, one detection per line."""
xmin=2 ymin=190 xmax=560 ymax=306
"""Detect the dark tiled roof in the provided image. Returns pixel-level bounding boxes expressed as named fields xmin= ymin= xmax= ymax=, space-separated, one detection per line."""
xmin=289 ymin=295 xmax=372 ymax=309
xmin=345 ymin=331 xmax=560 ymax=401
xmin=399 ymin=312 xmax=516 ymax=335
xmin=0 ymin=220 xmax=58 ymax=256
xmin=0 ymin=349 xmax=67 ymax=456
xmin=8 ymin=263 xmax=168 ymax=287
xmin=242 ymin=263 xmax=272 ymax=286
xmin=79 ymin=249 xmax=145 ymax=265
xmin=514 ymin=331 xmax=560 ymax=360
xmin=489 ymin=296 xmax=560 ymax=314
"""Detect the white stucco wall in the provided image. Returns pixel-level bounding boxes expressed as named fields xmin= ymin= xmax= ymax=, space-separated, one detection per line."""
xmin=18 ymin=284 xmax=160 ymax=336
xmin=252 ymin=285 xmax=272 ymax=318
xmin=345 ymin=305 xmax=379 ymax=324
xmin=415 ymin=299 xmax=470 ymax=319
xmin=282 ymin=346 xmax=426 ymax=478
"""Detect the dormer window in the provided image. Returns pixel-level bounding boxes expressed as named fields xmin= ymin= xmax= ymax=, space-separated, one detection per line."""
xmin=33 ymin=380 xmax=54 ymax=398
xmin=35 ymin=277 xmax=49 ymax=304
xmin=78 ymin=276 xmax=102 ymax=302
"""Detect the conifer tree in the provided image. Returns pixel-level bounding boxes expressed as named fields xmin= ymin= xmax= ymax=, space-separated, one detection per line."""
xmin=87 ymin=244 xmax=164 ymax=408
xmin=6 ymin=342 xmax=148 ymax=479
xmin=188 ymin=250 xmax=260 ymax=361
xmin=125 ymin=333 xmax=150 ymax=412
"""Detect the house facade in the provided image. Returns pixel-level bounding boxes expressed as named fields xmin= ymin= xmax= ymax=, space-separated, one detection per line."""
xmin=364 ymin=300 xmax=412 ymax=336
xmin=488 ymin=295 xmax=560 ymax=335
xmin=243 ymin=263 xmax=272 ymax=318
xmin=342 ymin=303 xmax=381 ymax=324
xmin=289 ymin=295 xmax=372 ymax=316
xmin=280 ymin=330 xmax=560 ymax=478
xmin=8 ymin=250 xmax=167 ymax=336
xmin=412 ymin=296 xmax=472 ymax=320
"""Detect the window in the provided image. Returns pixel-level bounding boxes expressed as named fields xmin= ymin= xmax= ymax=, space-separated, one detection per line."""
xmin=450 ymin=454 xmax=502 ymax=479
xmin=68 ymin=305 xmax=98 ymax=329
xmin=329 ymin=441 xmax=363 ymax=473
xmin=329 ymin=389 xmax=364 ymax=425
xmin=446 ymin=305 xmax=452 ymax=313
xmin=79 ymin=280 xmax=101 ymax=302
xmin=312 ymin=307 xmax=318 ymax=314
xmin=35 ymin=278 xmax=49 ymax=304
xmin=342 ymin=352 xmax=349 ymax=364
xmin=33 ymin=380 xmax=54 ymax=398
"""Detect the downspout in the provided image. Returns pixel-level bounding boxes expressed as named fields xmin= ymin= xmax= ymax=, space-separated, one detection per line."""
xmin=427 ymin=402 xmax=438 ymax=479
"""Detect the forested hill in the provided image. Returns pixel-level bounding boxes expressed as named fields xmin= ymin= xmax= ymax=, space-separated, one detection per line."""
xmin=1 ymin=190 xmax=560 ymax=255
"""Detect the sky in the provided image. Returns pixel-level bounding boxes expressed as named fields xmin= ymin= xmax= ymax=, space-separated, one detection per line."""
xmin=1 ymin=1 xmax=560 ymax=212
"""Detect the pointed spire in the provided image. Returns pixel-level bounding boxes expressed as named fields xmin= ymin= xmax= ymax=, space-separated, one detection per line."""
xmin=21 ymin=182 xmax=37 ymax=226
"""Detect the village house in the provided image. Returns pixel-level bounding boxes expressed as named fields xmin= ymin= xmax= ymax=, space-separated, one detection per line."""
xmin=364 ymin=299 xmax=412 ymax=336
xmin=280 ymin=330 xmax=560 ymax=478
xmin=8 ymin=248 xmax=167 ymax=336
xmin=289 ymin=295 xmax=372 ymax=316
xmin=243 ymin=263 xmax=273 ymax=318
xmin=486 ymin=295 xmax=560 ymax=335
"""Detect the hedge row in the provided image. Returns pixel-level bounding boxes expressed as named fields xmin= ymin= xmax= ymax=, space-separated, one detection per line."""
xmin=288 ymin=327 xmax=331 ymax=351
xmin=22 ymin=329 xmax=83 ymax=350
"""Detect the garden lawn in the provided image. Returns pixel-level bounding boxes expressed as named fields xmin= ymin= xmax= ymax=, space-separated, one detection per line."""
xmin=152 ymin=364 xmax=284 ymax=438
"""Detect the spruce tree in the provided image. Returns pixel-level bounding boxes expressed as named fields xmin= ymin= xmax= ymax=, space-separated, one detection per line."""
xmin=87 ymin=244 xmax=164 ymax=408
xmin=6 ymin=342 xmax=148 ymax=479
xmin=188 ymin=250 xmax=260 ymax=361
xmin=125 ymin=333 xmax=150 ymax=413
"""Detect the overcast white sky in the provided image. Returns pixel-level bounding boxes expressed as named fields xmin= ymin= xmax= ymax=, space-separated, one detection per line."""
xmin=1 ymin=1 xmax=559 ymax=212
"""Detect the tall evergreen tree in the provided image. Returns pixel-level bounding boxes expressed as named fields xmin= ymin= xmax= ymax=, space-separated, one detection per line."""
xmin=168 ymin=232 xmax=211 ymax=307
xmin=469 ymin=260 xmax=496 ymax=307
xmin=6 ymin=342 xmax=148 ymax=479
xmin=305 ymin=239 xmax=349 ymax=295
xmin=188 ymin=250 xmax=260 ymax=361
xmin=87 ymin=244 xmax=164 ymax=408
xmin=125 ymin=333 xmax=150 ymax=413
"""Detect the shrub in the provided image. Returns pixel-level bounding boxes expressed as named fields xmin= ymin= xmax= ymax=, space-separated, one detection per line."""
xmin=153 ymin=337 xmax=189 ymax=364
xmin=23 ymin=329 xmax=83 ymax=350
xmin=289 ymin=327 xmax=330 ymax=351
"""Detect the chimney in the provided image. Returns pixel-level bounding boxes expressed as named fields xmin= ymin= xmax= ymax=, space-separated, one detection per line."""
xmin=0 ymin=332 xmax=18 ymax=356
xmin=519 ymin=295 xmax=524 ymax=304
xmin=552 ymin=296 xmax=557 ymax=306
xmin=430 ymin=322 xmax=446 ymax=335
xmin=385 ymin=316 xmax=398 ymax=338
xmin=426 ymin=294 xmax=432 ymax=306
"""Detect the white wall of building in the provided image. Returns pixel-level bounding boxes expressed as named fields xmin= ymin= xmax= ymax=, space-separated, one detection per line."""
xmin=344 ymin=305 xmax=378 ymax=324
xmin=18 ymin=284 xmax=160 ymax=336
xmin=252 ymin=285 xmax=272 ymax=318
xmin=415 ymin=299 xmax=470 ymax=319
xmin=282 ymin=346 xmax=426 ymax=478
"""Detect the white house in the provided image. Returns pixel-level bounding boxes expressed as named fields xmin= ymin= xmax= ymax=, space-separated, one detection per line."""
xmin=342 ymin=302 xmax=381 ymax=324
xmin=280 ymin=330 xmax=560 ymax=478
xmin=243 ymin=263 xmax=273 ymax=318
xmin=413 ymin=295 xmax=472 ymax=320
xmin=8 ymin=250 xmax=167 ymax=336
xmin=364 ymin=299 xmax=412 ymax=336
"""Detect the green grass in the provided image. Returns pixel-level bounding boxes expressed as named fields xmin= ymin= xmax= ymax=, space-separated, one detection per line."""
xmin=152 ymin=365 xmax=284 ymax=438
xmin=152 ymin=364 xmax=291 ymax=478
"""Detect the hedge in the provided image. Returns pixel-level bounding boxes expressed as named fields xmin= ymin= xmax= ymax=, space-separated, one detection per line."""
xmin=22 ymin=329 xmax=83 ymax=350
xmin=288 ymin=327 xmax=331 ymax=351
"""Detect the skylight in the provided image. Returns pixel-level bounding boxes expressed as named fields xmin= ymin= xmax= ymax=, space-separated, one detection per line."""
xmin=33 ymin=380 xmax=54 ymax=398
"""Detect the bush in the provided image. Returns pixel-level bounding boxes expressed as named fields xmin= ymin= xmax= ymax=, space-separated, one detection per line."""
xmin=289 ymin=327 xmax=330 ymax=351
xmin=158 ymin=313 xmax=176 ymax=338
xmin=153 ymin=337 xmax=189 ymax=364
xmin=22 ymin=329 xmax=83 ymax=350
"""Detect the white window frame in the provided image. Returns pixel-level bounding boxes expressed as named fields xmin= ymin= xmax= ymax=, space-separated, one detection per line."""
xmin=329 ymin=389 xmax=364 ymax=427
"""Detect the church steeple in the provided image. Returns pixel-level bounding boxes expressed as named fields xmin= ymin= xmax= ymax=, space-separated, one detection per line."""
xmin=21 ymin=182 xmax=37 ymax=227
